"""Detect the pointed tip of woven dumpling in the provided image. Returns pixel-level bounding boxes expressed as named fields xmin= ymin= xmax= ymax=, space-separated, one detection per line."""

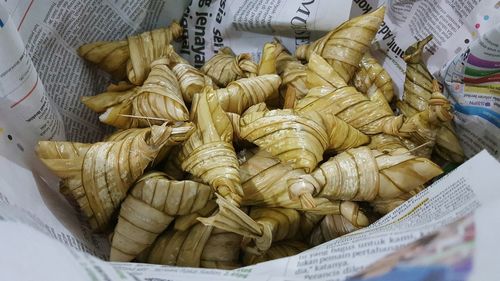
xmin=373 ymin=5 xmax=386 ymax=16
xmin=149 ymin=124 xmax=174 ymax=147
xmin=169 ymin=20 xmax=184 ymax=39
xmin=403 ymin=34 xmax=433 ymax=63
xmin=307 ymin=53 xmax=347 ymax=89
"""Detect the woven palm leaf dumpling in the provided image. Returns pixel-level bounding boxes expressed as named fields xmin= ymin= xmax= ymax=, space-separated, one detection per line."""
xmin=36 ymin=7 xmax=463 ymax=268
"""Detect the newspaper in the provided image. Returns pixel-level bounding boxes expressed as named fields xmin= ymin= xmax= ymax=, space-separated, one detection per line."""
xmin=1 ymin=0 xmax=500 ymax=280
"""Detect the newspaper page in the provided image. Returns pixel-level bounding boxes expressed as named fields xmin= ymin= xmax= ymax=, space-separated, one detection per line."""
xmin=180 ymin=0 xmax=351 ymax=67
xmin=1 ymin=0 xmax=500 ymax=281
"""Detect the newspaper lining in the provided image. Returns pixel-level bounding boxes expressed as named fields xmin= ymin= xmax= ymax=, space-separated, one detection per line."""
xmin=0 ymin=0 xmax=499 ymax=280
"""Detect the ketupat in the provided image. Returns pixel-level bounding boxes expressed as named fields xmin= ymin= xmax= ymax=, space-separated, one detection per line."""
xmin=110 ymin=172 xmax=213 ymax=262
xmin=274 ymin=41 xmax=309 ymax=100
xmin=296 ymin=54 xmax=403 ymax=136
xmin=241 ymin=101 xmax=370 ymax=157
xmin=397 ymin=36 xmax=464 ymax=162
xmin=173 ymin=200 xmax=218 ymax=231
xmin=144 ymin=219 xmax=242 ymax=269
xmin=82 ymin=58 xmax=189 ymax=128
xmin=240 ymin=109 xmax=329 ymax=173
xmin=257 ymin=42 xmax=282 ymax=106
xmin=398 ymin=81 xmax=454 ymax=158
xmin=201 ymin=47 xmax=258 ymax=87
xmin=397 ymin=35 xmax=435 ymax=116
xmin=173 ymin=63 xmax=215 ymax=103
xmin=214 ymin=74 xmax=281 ymax=114
xmin=434 ymin=123 xmax=465 ymax=163
xmin=36 ymin=124 xmax=191 ymax=232
xmin=239 ymin=149 xmax=347 ymax=214
xmin=288 ymin=146 xmax=442 ymax=204
xmin=306 ymin=53 xmax=348 ymax=90
xmin=352 ymin=52 xmax=395 ymax=102
xmin=212 ymin=148 xmax=371 ymax=228
xmin=295 ymin=6 xmax=385 ymax=82
xmin=178 ymin=87 xmax=244 ymax=206
xmin=78 ymin=21 xmax=183 ymax=81
xmin=104 ymin=122 xmax=195 ymax=166
xmin=370 ymin=186 xmax=424 ymax=214
xmin=309 ymin=215 xmax=360 ymax=246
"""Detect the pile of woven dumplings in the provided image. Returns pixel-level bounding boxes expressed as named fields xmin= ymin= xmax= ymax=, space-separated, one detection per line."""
xmin=37 ymin=7 xmax=464 ymax=268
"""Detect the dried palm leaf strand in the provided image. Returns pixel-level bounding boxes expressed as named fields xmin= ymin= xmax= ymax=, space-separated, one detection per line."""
xmin=370 ymin=186 xmax=424 ymax=214
xmin=106 ymin=81 xmax=135 ymax=92
xmin=199 ymin=198 xmax=299 ymax=254
xmin=434 ymin=123 xmax=465 ymax=163
xmin=295 ymin=7 xmax=385 ymax=82
xmin=199 ymin=228 xmax=242 ymax=269
xmin=258 ymin=42 xmax=280 ymax=75
xmin=179 ymin=87 xmax=243 ymax=205
xmin=174 ymin=200 xmax=218 ymax=231
xmin=242 ymin=102 xmax=269 ymax=116
xmin=36 ymin=125 xmax=186 ymax=232
xmin=173 ymin=63 xmax=215 ymax=103
xmin=214 ymin=74 xmax=281 ymax=114
xmin=78 ymin=21 xmax=182 ymax=80
xmin=275 ymin=42 xmax=308 ymax=99
xmin=105 ymin=123 xmax=194 ymax=165
xmin=309 ymin=214 xmax=360 ymax=246
xmin=353 ymin=52 xmax=394 ymax=102
xmin=146 ymin=219 xmax=242 ymax=268
xmin=110 ymin=172 xmax=213 ymax=261
xmin=306 ymin=53 xmax=347 ymax=90
xmin=201 ymin=47 xmax=258 ymax=87
xmin=322 ymin=113 xmax=370 ymax=152
xmin=127 ymin=28 xmax=184 ymax=85
xmin=226 ymin=112 xmax=244 ymax=147
xmin=243 ymin=240 xmax=308 ymax=265
xmin=368 ymin=133 xmax=408 ymax=153
xmin=240 ymin=109 xmax=329 ymax=173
